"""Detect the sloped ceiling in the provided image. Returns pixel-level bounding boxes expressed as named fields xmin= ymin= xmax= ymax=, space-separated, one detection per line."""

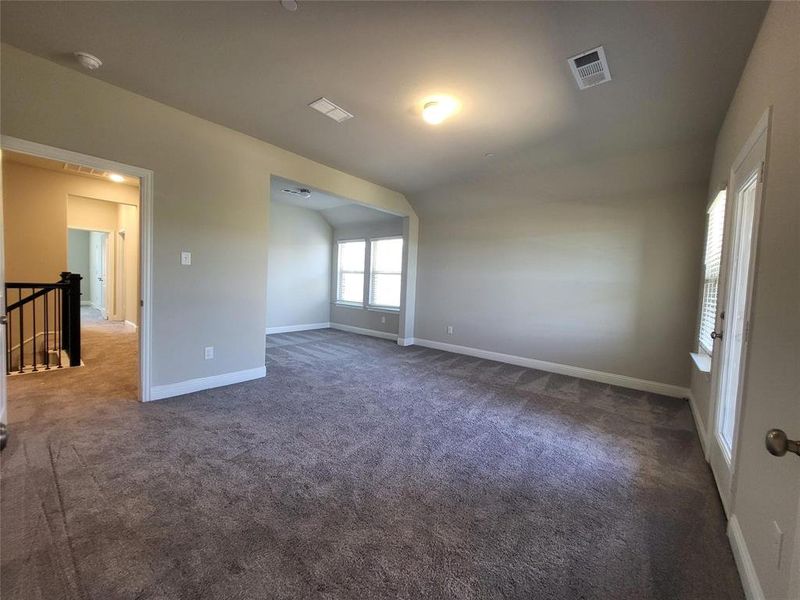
xmin=0 ymin=1 xmax=767 ymax=194
xmin=271 ymin=176 xmax=402 ymax=228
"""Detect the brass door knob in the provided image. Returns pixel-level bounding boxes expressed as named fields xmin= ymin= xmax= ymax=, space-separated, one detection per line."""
xmin=766 ymin=429 xmax=800 ymax=457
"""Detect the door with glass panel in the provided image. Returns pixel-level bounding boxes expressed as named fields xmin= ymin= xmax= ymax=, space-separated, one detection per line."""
xmin=707 ymin=121 xmax=767 ymax=512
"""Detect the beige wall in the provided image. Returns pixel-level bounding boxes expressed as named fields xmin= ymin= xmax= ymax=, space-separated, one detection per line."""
xmin=411 ymin=142 xmax=710 ymax=387
xmin=118 ymin=203 xmax=140 ymax=325
xmin=266 ymin=202 xmax=331 ymax=329
xmin=67 ymin=194 xmax=139 ymax=324
xmin=3 ymin=159 xmax=140 ymax=323
xmin=0 ymin=44 xmax=417 ymax=388
xmin=690 ymin=3 xmax=799 ymax=597
xmin=3 ymin=160 xmax=138 ymax=274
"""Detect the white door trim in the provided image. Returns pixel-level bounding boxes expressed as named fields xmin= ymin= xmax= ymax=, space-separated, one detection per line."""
xmin=1 ymin=136 xmax=154 ymax=402
xmin=706 ymin=108 xmax=770 ymax=513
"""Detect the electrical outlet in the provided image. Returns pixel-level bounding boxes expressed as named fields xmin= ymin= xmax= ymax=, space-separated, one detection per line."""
xmin=181 ymin=251 xmax=192 ymax=266
xmin=381 ymin=316 xmax=386 ymax=324
xmin=772 ymin=521 xmax=784 ymax=569
xmin=447 ymin=325 xmax=454 ymax=335
xmin=204 ymin=346 xmax=214 ymax=360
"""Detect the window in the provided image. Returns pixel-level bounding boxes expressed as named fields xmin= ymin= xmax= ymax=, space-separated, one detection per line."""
xmin=336 ymin=240 xmax=366 ymax=305
xmin=369 ymin=237 xmax=403 ymax=309
xmin=698 ymin=190 xmax=726 ymax=354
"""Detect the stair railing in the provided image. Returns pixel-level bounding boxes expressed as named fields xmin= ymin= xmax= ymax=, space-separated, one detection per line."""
xmin=4 ymin=272 xmax=82 ymax=374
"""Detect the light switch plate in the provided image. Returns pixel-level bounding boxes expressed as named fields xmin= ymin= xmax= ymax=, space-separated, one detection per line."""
xmin=204 ymin=346 xmax=214 ymax=360
xmin=181 ymin=251 xmax=192 ymax=266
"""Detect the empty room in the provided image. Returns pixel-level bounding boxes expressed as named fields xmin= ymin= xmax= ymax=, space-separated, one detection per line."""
xmin=0 ymin=2 xmax=797 ymax=599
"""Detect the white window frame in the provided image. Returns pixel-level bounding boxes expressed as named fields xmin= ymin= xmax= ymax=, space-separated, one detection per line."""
xmin=335 ymin=238 xmax=366 ymax=307
xmin=698 ymin=189 xmax=727 ymax=355
xmin=367 ymin=236 xmax=403 ymax=311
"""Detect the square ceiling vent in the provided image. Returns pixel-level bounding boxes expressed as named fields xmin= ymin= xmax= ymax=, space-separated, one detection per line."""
xmin=64 ymin=162 xmax=107 ymax=177
xmin=309 ymin=97 xmax=354 ymax=123
xmin=568 ymin=46 xmax=611 ymax=90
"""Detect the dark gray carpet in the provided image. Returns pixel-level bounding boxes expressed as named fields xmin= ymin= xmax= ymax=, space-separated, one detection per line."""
xmin=1 ymin=327 xmax=743 ymax=599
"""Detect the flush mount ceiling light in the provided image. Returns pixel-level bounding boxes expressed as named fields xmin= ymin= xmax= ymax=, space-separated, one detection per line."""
xmin=108 ymin=173 xmax=125 ymax=183
xmin=280 ymin=0 xmax=298 ymax=11
xmin=421 ymin=95 xmax=459 ymax=125
xmin=74 ymin=51 xmax=103 ymax=71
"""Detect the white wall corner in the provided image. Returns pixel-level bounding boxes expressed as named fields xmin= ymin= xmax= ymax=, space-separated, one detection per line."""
xmin=149 ymin=366 xmax=266 ymax=402
xmin=266 ymin=322 xmax=330 ymax=335
xmin=397 ymin=337 xmax=415 ymax=347
xmin=413 ymin=338 xmax=691 ymax=398
xmin=727 ymin=515 xmax=766 ymax=600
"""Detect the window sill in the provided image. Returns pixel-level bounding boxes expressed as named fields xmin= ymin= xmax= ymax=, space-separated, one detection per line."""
xmin=690 ymin=352 xmax=712 ymax=373
xmin=334 ymin=301 xmax=363 ymax=309
xmin=367 ymin=306 xmax=399 ymax=314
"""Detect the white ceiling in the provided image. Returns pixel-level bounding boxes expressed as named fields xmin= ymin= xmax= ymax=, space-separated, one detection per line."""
xmin=0 ymin=1 xmax=767 ymax=195
xmin=271 ymin=176 xmax=401 ymax=228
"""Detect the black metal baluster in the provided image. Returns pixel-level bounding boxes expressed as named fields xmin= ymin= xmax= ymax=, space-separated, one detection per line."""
xmin=5 ymin=306 xmax=10 ymax=375
xmin=18 ymin=289 xmax=24 ymax=373
xmin=56 ymin=288 xmax=63 ymax=368
xmin=44 ymin=290 xmax=50 ymax=370
xmin=31 ymin=291 xmax=38 ymax=372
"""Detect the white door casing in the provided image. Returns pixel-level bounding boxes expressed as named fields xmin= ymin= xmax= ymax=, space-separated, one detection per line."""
xmin=707 ymin=110 xmax=769 ymax=514
xmin=0 ymin=136 xmax=154 ymax=402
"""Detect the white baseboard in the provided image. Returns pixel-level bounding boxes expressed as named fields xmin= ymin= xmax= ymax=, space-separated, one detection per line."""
xmin=686 ymin=390 xmax=709 ymax=458
xmin=330 ymin=323 xmax=398 ymax=341
xmin=397 ymin=337 xmax=415 ymax=346
xmin=149 ymin=366 xmax=266 ymax=402
xmin=266 ymin=322 xmax=330 ymax=335
xmin=728 ymin=515 xmax=766 ymax=600
xmin=412 ymin=338 xmax=690 ymax=398
xmin=124 ymin=320 xmax=138 ymax=330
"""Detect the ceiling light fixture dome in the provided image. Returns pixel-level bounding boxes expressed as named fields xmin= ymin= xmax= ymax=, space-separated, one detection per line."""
xmin=421 ymin=96 xmax=459 ymax=125
xmin=74 ymin=51 xmax=103 ymax=71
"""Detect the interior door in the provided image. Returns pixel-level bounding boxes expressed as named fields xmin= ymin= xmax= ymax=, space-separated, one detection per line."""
xmin=99 ymin=233 xmax=109 ymax=319
xmin=89 ymin=231 xmax=109 ymax=319
xmin=707 ymin=122 xmax=767 ymax=512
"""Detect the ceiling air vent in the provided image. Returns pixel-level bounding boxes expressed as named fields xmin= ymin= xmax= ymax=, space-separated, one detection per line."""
xmin=308 ymin=97 xmax=354 ymax=123
xmin=64 ymin=163 xmax=107 ymax=177
xmin=282 ymin=188 xmax=312 ymax=199
xmin=568 ymin=46 xmax=611 ymax=90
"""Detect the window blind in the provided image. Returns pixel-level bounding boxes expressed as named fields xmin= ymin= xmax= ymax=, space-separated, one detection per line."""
xmin=699 ymin=191 xmax=726 ymax=353
xmin=337 ymin=240 xmax=366 ymax=304
xmin=369 ymin=237 xmax=403 ymax=309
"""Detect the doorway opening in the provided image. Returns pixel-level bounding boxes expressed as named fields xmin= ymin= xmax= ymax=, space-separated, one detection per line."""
xmin=265 ymin=175 xmax=407 ymax=355
xmin=0 ymin=138 xmax=153 ymax=417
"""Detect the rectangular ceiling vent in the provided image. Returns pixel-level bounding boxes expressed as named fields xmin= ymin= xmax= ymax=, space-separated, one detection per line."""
xmin=568 ymin=46 xmax=611 ymax=90
xmin=308 ymin=97 xmax=354 ymax=123
xmin=64 ymin=163 xmax=107 ymax=177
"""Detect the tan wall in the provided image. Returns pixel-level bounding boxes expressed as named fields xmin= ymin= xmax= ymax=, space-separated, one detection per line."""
xmin=3 ymin=160 xmax=140 ymax=323
xmin=67 ymin=194 xmax=140 ymax=324
xmin=690 ymin=3 xmax=800 ymax=597
xmin=3 ymin=160 xmax=138 ymax=282
xmin=118 ymin=204 xmax=140 ymax=325
xmin=0 ymin=44 xmax=416 ymax=387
